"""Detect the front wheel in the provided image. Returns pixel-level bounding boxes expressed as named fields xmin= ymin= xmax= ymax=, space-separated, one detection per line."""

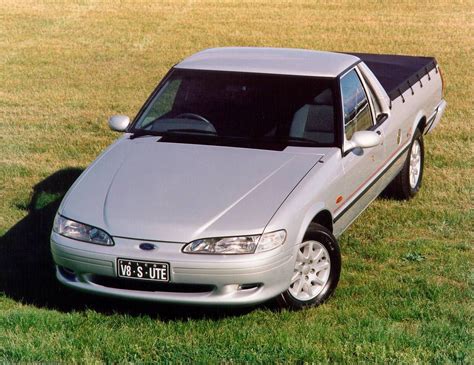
xmin=278 ymin=223 xmax=341 ymax=309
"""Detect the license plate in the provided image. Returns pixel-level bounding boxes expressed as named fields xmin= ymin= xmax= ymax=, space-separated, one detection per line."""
xmin=117 ymin=258 xmax=169 ymax=282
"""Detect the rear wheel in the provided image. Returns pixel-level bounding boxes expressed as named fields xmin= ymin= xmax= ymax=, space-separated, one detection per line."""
xmin=278 ymin=223 xmax=341 ymax=309
xmin=384 ymin=129 xmax=424 ymax=200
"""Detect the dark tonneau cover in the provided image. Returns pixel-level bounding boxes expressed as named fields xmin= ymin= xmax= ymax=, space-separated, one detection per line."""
xmin=348 ymin=53 xmax=438 ymax=101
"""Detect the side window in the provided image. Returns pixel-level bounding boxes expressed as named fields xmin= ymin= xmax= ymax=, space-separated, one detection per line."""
xmin=340 ymin=70 xmax=373 ymax=140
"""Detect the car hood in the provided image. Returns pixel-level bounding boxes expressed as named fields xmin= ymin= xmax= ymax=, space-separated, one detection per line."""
xmin=60 ymin=137 xmax=323 ymax=242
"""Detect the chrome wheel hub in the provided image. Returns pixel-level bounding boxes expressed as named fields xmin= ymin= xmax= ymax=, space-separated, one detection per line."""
xmin=409 ymin=140 xmax=421 ymax=189
xmin=289 ymin=240 xmax=331 ymax=301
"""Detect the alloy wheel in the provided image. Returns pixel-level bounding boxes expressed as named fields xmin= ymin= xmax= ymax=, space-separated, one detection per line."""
xmin=289 ymin=240 xmax=331 ymax=301
xmin=409 ymin=139 xmax=421 ymax=189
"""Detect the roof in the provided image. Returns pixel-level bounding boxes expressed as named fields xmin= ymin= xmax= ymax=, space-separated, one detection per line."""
xmin=174 ymin=47 xmax=360 ymax=78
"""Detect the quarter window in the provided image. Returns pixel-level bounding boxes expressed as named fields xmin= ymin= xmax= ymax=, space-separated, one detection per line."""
xmin=340 ymin=70 xmax=373 ymax=139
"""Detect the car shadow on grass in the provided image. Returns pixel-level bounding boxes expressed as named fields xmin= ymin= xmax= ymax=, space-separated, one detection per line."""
xmin=0 ymin=168 xmax=261 ymax=320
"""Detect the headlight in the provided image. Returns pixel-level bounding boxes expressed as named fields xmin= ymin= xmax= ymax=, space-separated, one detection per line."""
xmin=53 ymin=214 xmax=114 ymax=246
xmin=183 ymin=230 xmax=286 ymax=254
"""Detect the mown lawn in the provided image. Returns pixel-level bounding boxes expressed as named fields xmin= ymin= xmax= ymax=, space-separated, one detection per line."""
xmin=0 ymin=1 xmax=472 ymax=363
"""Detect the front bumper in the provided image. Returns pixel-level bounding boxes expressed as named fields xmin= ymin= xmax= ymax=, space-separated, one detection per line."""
xmin=50 ymin=232 xmax=294 ymax=305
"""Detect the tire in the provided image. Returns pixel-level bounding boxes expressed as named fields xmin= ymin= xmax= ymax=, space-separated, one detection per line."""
xmin=277 ymin=223 xmax=341 ymax=310
xmin=384 ymin=129 xmax=424 ymax=200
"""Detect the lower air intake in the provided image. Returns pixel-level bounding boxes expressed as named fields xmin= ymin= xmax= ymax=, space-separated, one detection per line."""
xmin=89 ymin=275 xmax=215 ymax=293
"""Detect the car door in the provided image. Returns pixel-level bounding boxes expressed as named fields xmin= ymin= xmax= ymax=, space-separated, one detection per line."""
xmin=333 ymin=68 xmax=387 ymax=235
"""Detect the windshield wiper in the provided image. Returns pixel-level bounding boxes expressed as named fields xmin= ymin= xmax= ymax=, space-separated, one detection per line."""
xmin=129 ymin=130 xmax=160 ymax=140
xmin=279 ymin=136 xmax=320 ymax=145
xmin=131 ymin=128 xmax=217 ymax=140
xmin=165 ymin=129 xmax=217 ymax=135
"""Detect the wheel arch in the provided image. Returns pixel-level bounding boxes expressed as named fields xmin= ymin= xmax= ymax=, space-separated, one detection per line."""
xmin=309 ymin=209 xmax=334 ymax=233
xmin=294 ymin=203 xmax=333 ymax=245
xmin=416 ymin=116 xmax=427 ymax=134
xmin=410 ymin=111 xmax=428 ymax=137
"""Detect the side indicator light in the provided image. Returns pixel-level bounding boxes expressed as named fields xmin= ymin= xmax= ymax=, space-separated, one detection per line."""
xmin=336 ymin=195 xmax=343 ymax=204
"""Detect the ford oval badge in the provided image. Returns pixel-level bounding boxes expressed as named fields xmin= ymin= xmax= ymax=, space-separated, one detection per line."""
xmin=139 ymin=243 xmax=156 ymax=251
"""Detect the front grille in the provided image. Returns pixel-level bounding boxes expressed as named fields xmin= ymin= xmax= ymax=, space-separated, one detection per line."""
xmin=89 ymin=275 xmax=215 ymax=293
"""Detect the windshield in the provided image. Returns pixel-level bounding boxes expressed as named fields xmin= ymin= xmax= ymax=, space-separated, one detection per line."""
xmin=132 ymin=69 xmax=337 ymax=148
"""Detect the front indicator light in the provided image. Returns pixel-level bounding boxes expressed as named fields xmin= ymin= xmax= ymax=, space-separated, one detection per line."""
xmin=256 ymin=230 xmax=287 ymax=253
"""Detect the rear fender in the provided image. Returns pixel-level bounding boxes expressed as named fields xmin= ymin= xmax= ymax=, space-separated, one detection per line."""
xmin=409 ymin=110 xmax=427 ymax=139
xmin=424 ymin=100 xmax=447 ymax=135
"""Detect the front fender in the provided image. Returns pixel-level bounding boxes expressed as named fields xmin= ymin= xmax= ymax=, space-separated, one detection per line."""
xmin=295 ymin=203 xmax=330 ymax=245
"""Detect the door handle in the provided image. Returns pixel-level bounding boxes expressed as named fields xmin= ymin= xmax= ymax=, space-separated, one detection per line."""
xmin=376 ymin=130 xmax=382 ymax=135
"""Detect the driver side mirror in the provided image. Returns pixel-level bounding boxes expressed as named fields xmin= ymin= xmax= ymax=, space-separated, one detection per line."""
xmin=344 ymin=130 xmax=382 ymax=154
xmin=108 ymin=115 xmax=130 ymax=132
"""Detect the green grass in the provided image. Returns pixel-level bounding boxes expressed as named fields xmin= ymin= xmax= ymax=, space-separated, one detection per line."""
xmin=0 ymin=1 xmax=472 ymax=362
